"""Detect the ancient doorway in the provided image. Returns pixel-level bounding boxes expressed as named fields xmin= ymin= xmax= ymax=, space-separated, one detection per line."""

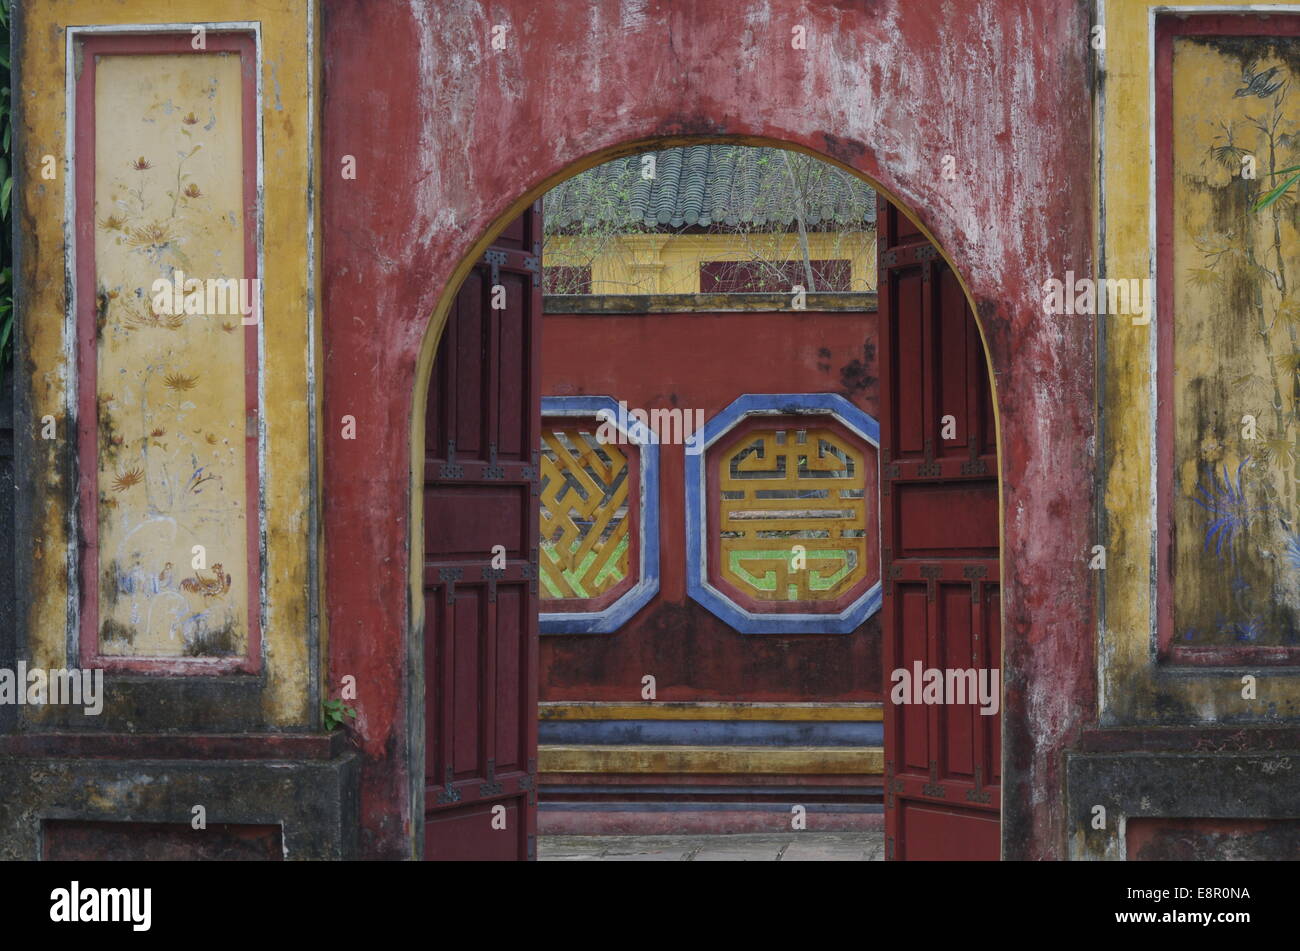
xmin=419 ymin=142 xmax=1001 ymax=861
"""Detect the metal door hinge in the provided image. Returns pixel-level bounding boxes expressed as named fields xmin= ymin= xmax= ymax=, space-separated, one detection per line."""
xmin=887 ymin=778 xmax=903 ymax=809
xmin=480 ymin=758 xmax=504 ymax=797
xmin=966 ymin=764 xmax=992 ymax=804
xmin=439 ymin=566 xmax=463 ymax=604
xmin=440 ymin=439 xmax=464 ymax=479
xmin=922 ymin=759 xmax=946 ymax=798
xmin=484 ymin=566 xmax=505 ymax=602
xmin=484 ymin=442 xmax=504 ymax=480
xmin=435 ymin=766 xmax=461 ymax=805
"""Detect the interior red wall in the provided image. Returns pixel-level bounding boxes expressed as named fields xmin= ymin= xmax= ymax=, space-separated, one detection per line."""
xmin=540 ymin=310 xmax=880 ymax=702
xmin=322 ymin=0 xmax=1096 ymax=860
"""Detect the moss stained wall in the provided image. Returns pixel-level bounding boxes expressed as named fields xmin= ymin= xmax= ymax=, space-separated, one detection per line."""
xmin=14 ymin=0 xmax=320 ymax=727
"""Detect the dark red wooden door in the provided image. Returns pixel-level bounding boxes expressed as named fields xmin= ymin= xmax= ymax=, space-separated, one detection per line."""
xmin=877 ymin=197 xmax=1001 ymax=860
xmin=422 ymin=205 xmax=542 ymax=860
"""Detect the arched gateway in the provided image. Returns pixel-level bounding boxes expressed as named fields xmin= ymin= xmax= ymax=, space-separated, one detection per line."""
xmin=10 ymin=0 xmax=1105 ymax=862
xmin=318 ymin=0 xmax=1094 ymax=860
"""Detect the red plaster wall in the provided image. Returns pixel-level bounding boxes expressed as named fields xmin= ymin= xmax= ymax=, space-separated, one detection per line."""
xmin=322 ymin=0 xmax=1095 ymax=859
xmin=43 ymin=821 xmax=284 ymax=861
xmin=540 ymin=310 xmax=881 ymax=702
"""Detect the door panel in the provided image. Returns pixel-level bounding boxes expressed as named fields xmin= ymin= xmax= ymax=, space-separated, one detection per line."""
xmin=423 ymin=204 xmax=542 ymax=861
xmin=878 ymin=196 xmax=1001 ymax=860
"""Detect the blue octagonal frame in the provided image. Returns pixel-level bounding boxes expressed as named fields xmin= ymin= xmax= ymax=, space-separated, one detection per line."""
xmin=685 ymin=393 xmax=881 ymax=634
xmin=539 ymin=396 xmax=660 ymax=634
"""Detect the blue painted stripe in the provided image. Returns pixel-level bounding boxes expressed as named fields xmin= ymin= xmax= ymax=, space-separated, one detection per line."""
xmin=539 ymin=719 xmax=883 ymax=746
xmin=539 ymin=801 xmax=883 ymax=813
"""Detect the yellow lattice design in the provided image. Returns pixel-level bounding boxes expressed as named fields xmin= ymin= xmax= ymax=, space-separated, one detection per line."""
xmin=540 ymin=426 xmax=632 ymax=600
xmin=719 ymin=426 xmax=867 ymax=602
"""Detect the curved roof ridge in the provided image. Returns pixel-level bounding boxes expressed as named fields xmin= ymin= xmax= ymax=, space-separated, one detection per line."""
xmin=543 ymin=145 xmax=876 ymax=232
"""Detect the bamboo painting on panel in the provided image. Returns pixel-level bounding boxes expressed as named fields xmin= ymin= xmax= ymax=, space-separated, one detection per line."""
xmin=1172 ymin=35 xmax=1300 ymax=649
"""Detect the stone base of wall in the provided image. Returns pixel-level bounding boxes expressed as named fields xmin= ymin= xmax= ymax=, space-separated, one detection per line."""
xmin=1066 ymin=729 xmax=1300 ymax=860
xmin=0 ymin=733 xmax=358 ymax=860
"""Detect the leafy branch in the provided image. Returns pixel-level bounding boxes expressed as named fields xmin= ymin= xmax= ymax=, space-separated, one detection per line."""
xmin=0 ymin=0 xmax=12 ymax=387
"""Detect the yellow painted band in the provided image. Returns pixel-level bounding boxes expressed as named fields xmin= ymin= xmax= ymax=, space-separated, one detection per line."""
xmin=538 ymin=744 xmax=884 ymax=774
xmin=538 ymin=702 xmax=883 ymax=722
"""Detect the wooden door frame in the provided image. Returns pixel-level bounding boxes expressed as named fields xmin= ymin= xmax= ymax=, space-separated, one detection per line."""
xmin=405 ymin=135 xmax=1005 ymax=859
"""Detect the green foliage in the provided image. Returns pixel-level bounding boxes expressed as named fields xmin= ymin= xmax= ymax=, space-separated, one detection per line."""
xmin=322 ymin=697 xmax=358 ymax=732
xmin=541 ymin=146 xmax=876 ymax=294
xmin=1253 ymin=165 xmax=1300 ymax=213
xmin=0 ymin=0 xmax=12 ymax=387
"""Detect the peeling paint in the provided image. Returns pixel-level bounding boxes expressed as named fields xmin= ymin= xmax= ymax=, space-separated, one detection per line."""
xmin=322 ymin=0 xmax=1095 ymax=859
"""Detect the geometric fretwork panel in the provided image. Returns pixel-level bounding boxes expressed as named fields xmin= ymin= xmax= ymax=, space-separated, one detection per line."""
xmin=539 ymin=396 xmax=660 ymax=635
xmin=540 ymin=425 xmax=632 ymax=601
xmin=686 ymin=394 xmax=880 ymax=635
xmin=719 ymin=426 xmax=868 ymax=603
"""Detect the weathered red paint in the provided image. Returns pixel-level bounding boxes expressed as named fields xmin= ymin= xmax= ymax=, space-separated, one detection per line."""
xmin=322 ymin=0 xmax=1095 ymax=859
xmin=75 ymin=32 xmax=262 ymax=675
xmin=878 ymin=196 xmax=1000 ymax=860
xmin=1126 ymin=817 xmax=1300 ymax=861
xmin=422 ymin=208 xmax=541 ymax=860
xmin=43 ymin=821 xmax=285 ymax=861
xmin=541 ymin=309 xmax=880 ymax=702
xmin=538 ymin=809 xmax=882 ymax=836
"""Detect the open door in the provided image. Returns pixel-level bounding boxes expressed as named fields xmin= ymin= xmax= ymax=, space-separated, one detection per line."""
xmin=877 ymin=196 xmax=1001 ymax=860
xmin=422 ymin=204 xmax=542 ymax=860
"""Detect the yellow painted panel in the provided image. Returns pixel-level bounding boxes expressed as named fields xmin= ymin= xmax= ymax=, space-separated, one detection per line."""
xmin=20 ymin=1 xmax=317 ymax=724
xmin=539 ymin=701 xmax=884 ymax=721
xmin=539 ymin=744 xmax=884 ymax=774
xmin=1170 ymin=37 xmax=1300 ymax=648
xmin=94 ymin=53 xmax=250 ymax=658
xmin=1101 ymin=0 xmax=1300 ymax=719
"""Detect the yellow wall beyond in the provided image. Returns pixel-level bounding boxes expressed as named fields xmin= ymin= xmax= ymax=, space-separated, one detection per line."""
xmin=545 ymin=230 xmax=877 ymax=294
xmin=1100 ymin=0 xmax=1300 ymax=725
xmin=19 ymin=1 xmax=318 ymax=724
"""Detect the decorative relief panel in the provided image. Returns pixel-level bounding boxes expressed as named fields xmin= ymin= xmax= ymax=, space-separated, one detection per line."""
xmin=687 ymin=394 xmax=880 ymax=634
xmin=717 ymin=423 xmax=869 ymax=605
xmin=541 ymin=425 xmax=632 ymax=600
xmin=539 ymin=397 xmax=658 ymax=634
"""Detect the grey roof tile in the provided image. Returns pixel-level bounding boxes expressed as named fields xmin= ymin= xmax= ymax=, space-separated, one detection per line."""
xmin=545 ymin=145 xmax=876 ymax=232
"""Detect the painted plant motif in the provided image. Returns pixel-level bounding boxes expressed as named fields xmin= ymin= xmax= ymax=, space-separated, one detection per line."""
xmin=1174 ymin=36 xmax=1300 ymax=645
xmin=92 ymin=53 xmax=250 ymax=658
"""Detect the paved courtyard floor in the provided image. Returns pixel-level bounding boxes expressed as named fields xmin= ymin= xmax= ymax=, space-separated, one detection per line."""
xmin=538 ymin=831 xmax=884 ymax=861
